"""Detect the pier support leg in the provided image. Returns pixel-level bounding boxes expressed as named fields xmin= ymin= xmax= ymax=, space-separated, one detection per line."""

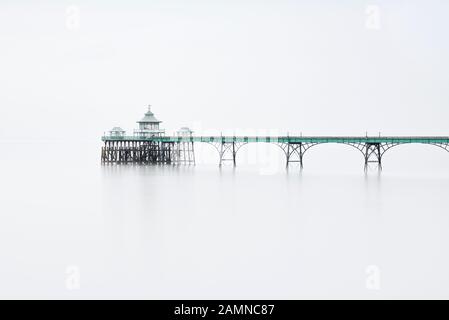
xmin=218 ymin=141 xmax=239 ymax=167
xmin=284 ymin=142 xmax=305 ymax=169
xmin=232 ymin=142 xmax=236 ymax=167
xmin=219 ymin=143 xmax=223 ymax=167
xmin=174 ymin=141 xmax=195 ymax=165
xmin=364 ymin=143 xmax=382 ymax=171
xmin=191 ymin=142 xmax=196 ymax=165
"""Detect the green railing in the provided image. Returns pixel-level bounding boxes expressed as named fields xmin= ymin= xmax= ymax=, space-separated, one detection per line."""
xmin=102 ymin=136 xmax=449 ymax=144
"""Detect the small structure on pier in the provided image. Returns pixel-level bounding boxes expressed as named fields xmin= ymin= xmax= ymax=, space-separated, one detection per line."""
xmin=109 ymin=127 xmax=126 ymax=138
xmin=174 ymin=127 xmax=195 ymax=164
xmin=134 ymin=105 xmax=165 ymax=137
xmin=177 ymin=127 xmax=193 ymax=137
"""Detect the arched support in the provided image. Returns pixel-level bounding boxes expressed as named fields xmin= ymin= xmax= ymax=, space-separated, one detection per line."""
xmin=278 ymin=142 xmax=319 ymax=169
xmin=279 ymin=141 xmax=400 ymax=171
xmin=429 ymin=142 xmax=449 ymax=153
xmin=206 ymin=141 xmax=248 ymax=167
xmin=344 ymin=142 xmax=402 ymax=171
xmin=375 ymin=141 xmax=449 ymax=168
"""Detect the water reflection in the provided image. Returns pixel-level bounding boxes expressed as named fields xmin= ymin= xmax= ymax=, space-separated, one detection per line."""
xmin=1 ymin=142 xmax=449 ymax=298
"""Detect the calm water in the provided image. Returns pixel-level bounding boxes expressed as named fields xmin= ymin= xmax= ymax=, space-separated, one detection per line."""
xmin=1 ymin=140 xmax=449 ymax=299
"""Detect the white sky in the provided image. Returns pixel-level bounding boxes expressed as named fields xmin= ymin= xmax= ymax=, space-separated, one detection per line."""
xmin=1 ymin=0 xmax=448 ymax=140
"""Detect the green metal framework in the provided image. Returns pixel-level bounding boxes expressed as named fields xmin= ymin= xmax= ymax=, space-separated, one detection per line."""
xmin=102 ymin=136 xmax=449 ymax=144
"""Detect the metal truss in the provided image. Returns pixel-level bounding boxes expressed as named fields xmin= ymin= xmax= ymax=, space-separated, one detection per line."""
xmin=277 ymin=142 xmax=319 ymax=169
xmin=207 ymin=141 xmax=318 ymax=168
xmin=340 ymin=142 xmax=399 ymax=171
xmin=206 ymin=141 xmax=248 ymax=166
xmin=275 ymin=142 xmax=401 ymax=171
xmin=352 ymin=141 xmax=449 ymax=171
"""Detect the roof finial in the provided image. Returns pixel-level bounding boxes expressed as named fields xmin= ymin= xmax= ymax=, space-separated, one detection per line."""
xmin=148 ymin=104 xmax=152 ymax=112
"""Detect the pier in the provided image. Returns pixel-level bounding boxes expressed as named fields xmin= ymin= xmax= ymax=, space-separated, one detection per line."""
xmin=101 ymin=106 xmax=449 ymax=170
